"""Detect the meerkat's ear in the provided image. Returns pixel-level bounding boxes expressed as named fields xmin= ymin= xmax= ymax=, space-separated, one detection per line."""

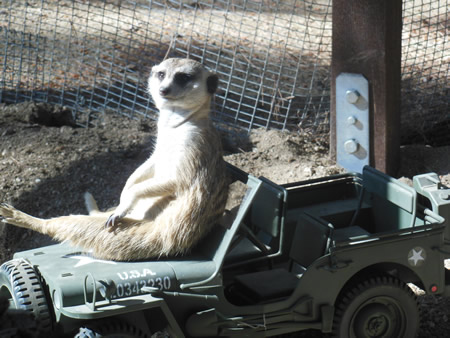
xmin=150 ymin=65 xmax=159 ymax=75
xmin=206 ymin=74 xmax=219 ymax=94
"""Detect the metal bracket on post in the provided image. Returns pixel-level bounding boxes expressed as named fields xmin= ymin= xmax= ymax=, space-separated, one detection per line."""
xmin=336 ymin=73 xmax=370 ymax=173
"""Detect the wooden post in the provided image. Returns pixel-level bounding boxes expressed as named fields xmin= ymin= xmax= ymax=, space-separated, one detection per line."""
xmin=330 ymin=0 xmax=402 ymax=175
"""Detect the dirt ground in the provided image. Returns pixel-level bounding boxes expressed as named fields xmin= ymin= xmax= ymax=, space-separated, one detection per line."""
xmin=0 ymin=102 xmax=449 ymax=337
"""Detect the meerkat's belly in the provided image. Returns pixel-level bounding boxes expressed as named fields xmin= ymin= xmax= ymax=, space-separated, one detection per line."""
xmin=126 ymin=196 xmax=169 ymax=220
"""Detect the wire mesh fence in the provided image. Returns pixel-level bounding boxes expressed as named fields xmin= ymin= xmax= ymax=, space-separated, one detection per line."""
xmin=0 ymin=0 xmax=448 ymax=144
xmin=401 ymin=0 xmax=449 ymax=145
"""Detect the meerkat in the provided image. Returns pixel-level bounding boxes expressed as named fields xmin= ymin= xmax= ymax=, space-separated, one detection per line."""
xmin=0 ymin=58 xmax=229 ymax=261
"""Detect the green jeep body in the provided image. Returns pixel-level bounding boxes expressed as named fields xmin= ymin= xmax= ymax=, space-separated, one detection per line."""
xmin=1 ymin=164 xmax=449 ymax=337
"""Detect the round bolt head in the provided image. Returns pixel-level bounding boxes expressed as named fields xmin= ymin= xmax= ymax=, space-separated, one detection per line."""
xmin=345 ymin=89 xmax=360 ymax=104
xmin=347 ymin=116 xmax=357 ymax=125
xmin=344 ymin=139 xmax=359 ymax=154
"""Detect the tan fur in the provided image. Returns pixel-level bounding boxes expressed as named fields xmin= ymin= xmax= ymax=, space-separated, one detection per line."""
xmin=0 ymin=58 xmax=229 ymax=261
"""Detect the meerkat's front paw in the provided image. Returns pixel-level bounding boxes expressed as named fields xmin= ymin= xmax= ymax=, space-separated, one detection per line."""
xmin=105 ymin=212 xmax=125 ymax=228
xmin=106 ymin=192 xmax=134 ymax=228
xmin=105 ymin=203 xmax=130 ymax=228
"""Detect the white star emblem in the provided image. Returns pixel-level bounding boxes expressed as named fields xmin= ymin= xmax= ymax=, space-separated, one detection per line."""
xmin=67 ymin=255 xmax=117 ymax=267
xmin=408 ymin=248 xmax=426 ymax=266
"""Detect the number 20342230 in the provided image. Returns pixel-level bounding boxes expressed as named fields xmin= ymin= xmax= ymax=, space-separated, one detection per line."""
xmin=112 ymin=269 xmax=172 ymax=298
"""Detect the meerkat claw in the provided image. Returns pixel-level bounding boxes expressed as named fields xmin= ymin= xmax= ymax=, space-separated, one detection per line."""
xmin=106 ymin=214 xmax=122 ymax=228
xmin=106 ymin=214 xmax=116 ymax=228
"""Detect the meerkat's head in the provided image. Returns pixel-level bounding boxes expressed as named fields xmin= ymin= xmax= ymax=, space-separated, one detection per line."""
xmin=148 ymin=58 xmax=218 ymax=115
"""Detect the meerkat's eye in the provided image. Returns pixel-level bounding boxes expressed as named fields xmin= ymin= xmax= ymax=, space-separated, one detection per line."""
xmin=156 ymin=71 xmax=165 ymax=80
xmin=174 ymin=73 xmax=193 ymax=86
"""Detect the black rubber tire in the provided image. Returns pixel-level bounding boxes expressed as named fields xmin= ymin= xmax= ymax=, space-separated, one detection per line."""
xmin=0 ymin=259 xmax=52 ymax=333
xmin=76 ymin=319 xmax=148 ymax=338
xmin=332 ymin=275 xmax=420 ymax=338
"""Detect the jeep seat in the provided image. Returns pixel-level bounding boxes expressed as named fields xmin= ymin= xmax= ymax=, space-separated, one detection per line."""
xmin=230 ymin=213 xmax=332 ymax=304
xmin=225 ymin=177 xmax=285 ymax=266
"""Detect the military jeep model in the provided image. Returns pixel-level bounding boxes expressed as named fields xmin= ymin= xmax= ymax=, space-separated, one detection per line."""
xmin=1 ymin=164 xmax=449 ymax=337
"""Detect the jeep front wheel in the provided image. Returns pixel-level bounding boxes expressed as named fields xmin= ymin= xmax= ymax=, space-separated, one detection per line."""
xmin=0 ymin=259 xmax=52 ymax=333
xmin=332 ymin=276 xmax=420 ymax=338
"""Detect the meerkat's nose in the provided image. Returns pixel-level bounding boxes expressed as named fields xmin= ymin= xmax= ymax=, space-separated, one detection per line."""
xmin=159 ymin=87 xmax=170 ymax=97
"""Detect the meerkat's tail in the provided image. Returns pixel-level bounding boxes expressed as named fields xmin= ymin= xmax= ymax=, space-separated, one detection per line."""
xmin=84 ymin=192 xmax=101 ymax=215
